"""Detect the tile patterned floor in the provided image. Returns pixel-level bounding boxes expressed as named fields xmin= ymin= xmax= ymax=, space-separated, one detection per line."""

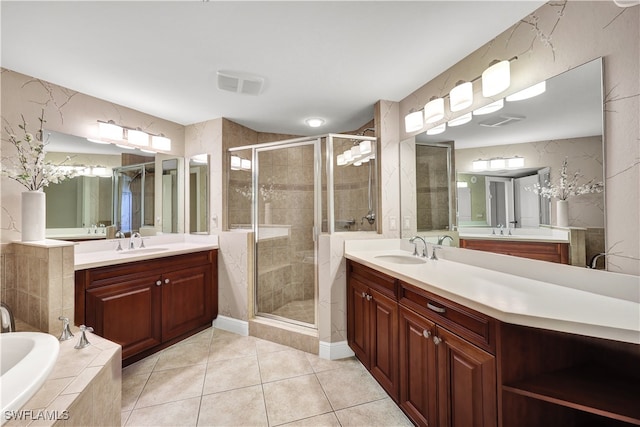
xmin=121 ymin=327 xmax=412 ymax=427
xmin=270 ymin=299 xmax=315 ymax=325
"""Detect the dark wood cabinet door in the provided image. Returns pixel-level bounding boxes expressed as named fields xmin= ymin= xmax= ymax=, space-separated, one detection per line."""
xmin=436 ymin=326 xmax=497 ymax=427
xmin=347 ymin=277 xmax=371 ymax=368
xmin=161 ymin=264 xmax=212 ymax=342
xmin=85 ymin=275 xmax=162 ymax=360
xmin=399 ymin=307 xmax=438 ymax=427
xmin=369 ymin=288 xmax=399 ymax=401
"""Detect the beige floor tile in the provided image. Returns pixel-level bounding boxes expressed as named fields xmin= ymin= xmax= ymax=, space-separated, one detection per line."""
xmin=279 ymin=412 xmax=341 ymax=427
xmin=254 ymin=337 xmax=293 ymax=355
xmin=122 ymin=354 xmax=159 ymax=378
xmin=135 ymin=364 xmax=206 ymax=409
xmin=316 ymin=363 xmax=387 ymax=410
xmin=202 ymin=355 xmax=261 ymax=394
xmin=258 ymin=349 xmax=314 ymax=383
xmin=178 ymin=328 xmax=214 ymax=348
xmin=305 ymin=353 xmax=360 ymax=373
xmin=262 ymin=375 xmax=332 ymax=426
xmin=122 ymin=373 xmax=150 ymax=412
xmin=208 ymin=333 xmax=257 ymax=362
xmin=335 ymin=397 xmax=413 ymax=427
xmin=126 ymin=396 xmax=201 ymax=426
xmin=154 ymin=342 xmax=210 ymax=371
xmin=197 ymin=385 xmax=267 ymax=427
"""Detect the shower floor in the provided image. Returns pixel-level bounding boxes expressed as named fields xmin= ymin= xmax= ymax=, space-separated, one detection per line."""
xmin=270 ymin=299 xmax=315 ymax=325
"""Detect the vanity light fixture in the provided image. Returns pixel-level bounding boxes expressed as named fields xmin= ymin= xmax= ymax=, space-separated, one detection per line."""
xmin=305 ymin=118 xmax=325 ymax=128
xmin=472 ymin=159 xmax=489 ymax=171
xmin=241 ymin=159 xmax=252 ymax=170
xmin=230 ymin=155 xmax=242 ymax=171
xmin=424 ymin=97 xmax=445 ymax=124
xmin=482 ymin=60 xmax=511 ymax=98
xmin=449 ymin=81 xmax=473 ymax=112
xmin=359 ymin=140 xmax=372 ymax=155
xmin=127 ymin=129 xmax=150 ymax=147
xmin=191 ymin=154 xmax=208 ymax=164
xmin=507 ymin=156 xmax=525 ymax=168
xmin=489 ymin=158 xmax=506 ymax=169
xmin=506 ymin=81 xmax=546 ymax=102
xmin=448 ymin=112 xmax=472 ymax=127
xmin=151 ymin=134 xmax=171 ymax=151
xmin=336 ymin=154 xmax=346 ymax=166
xmin=404 ymin=110 xmax=424 ymax=133
xmin=343 ymin=149 xmax=353 ymax=162
xmin=98 ymin=121 xmax=124 ymax=141
xmin=473 ymin=99 xmax=504 ymax=115
xmin=354 ymin=160 xmax=363 ymax=167
xmin=426 ymin=123 xmax=446 ymax=135
xmin=350 ymin=145 xmax=361 ymax=159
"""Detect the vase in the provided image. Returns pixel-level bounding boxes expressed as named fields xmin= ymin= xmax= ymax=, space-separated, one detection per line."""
xmin=556 ymin=199 xmax=569 ymax=227
xmin=21 ymin=191 xmax=46 ymax=241
xmin=264 ymin=202 xmax=272 ymax=225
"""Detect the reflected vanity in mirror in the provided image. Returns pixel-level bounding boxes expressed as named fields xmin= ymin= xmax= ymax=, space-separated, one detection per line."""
xmin=401 ymin=58 xmax=605 ymax=267
xmin=189 ymin=154 xmax=209 ymax=234
xmin=43 ymin=131 xmax=185 ymax=240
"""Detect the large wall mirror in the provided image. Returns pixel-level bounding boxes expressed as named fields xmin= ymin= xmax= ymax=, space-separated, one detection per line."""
xmin=189 ymin=154 xmax=209 ymax=234
xmin=401 ymin=58 xmax=605 ymax=261
xmin=44 ymin=131 xmax=185 ymax=240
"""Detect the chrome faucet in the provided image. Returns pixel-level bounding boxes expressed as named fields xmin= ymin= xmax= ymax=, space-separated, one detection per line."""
xmin=58 ymin=316 xmax=74 ymax=341
xmin=74 ymin=325 xmax=94 ymax=349
xmin=409 ymin=236 xmax=428 ymax=257
xmin=129 ymin=231 xmax=144 ymax=249
xmin=437 ymin=235 xmax=454 ymax=246
xmin=114 ymin=230 xmax=125 ymax=251
xmin=1 ymin=302 xmax=15 ymax=333
xmin=589 ymin=252 xmax=606 ymax=269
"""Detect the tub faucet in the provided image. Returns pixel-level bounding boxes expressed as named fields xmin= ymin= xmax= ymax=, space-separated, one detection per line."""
xmin=437 ymin=235 xmax=454 ymax=246
xmin=75 ymin=325 xmax=94 ymax=349
xmin=1 ymin=302 xmax=15 ymax=333
xmin=58 ymin=316 xmax=74 ymax=341
xmin=409 ymin=236 xmax=428 ymax=257
xmin=129 ymin=232 xmax=144 ymax=249
xmin=589 ymin=252 xmax=607 ymax=269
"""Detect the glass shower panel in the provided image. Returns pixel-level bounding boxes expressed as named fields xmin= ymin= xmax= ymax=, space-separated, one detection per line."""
xmin=113 ymin=162 xmax=154 ymax=234
xmin=415 ymin=143 xmax=452 ymax=231
xmin=255 ymin=141 xmax=318 ymax=327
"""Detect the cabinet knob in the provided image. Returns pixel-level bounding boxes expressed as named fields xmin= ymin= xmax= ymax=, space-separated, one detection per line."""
xmin=423 ymin=329 xmax=431 ymax=338
xmin=433 ymin=336 xmax=443 ymax=345
xmin=362 ymin=291 xmax=367 ymax=298
xmin=156 ymin=280 xmax=162 ymax=286
xmin=366 ymin=294 xmax=372 ymax=301
xmin=164 ymin=278 xmax=170 ymax=284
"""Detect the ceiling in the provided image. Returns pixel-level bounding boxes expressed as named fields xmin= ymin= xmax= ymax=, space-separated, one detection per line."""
xmin=1 ymin=1 xmax=546 ymax=137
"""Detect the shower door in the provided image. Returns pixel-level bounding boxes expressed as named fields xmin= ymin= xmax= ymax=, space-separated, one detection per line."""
xmin=254 ymin=139 xmax=320 ymax=328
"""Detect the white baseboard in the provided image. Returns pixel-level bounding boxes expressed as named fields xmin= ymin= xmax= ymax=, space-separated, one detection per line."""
xmin=213 ymin=315 xmax=249 ymax=336
xmin=318 ymin=340 xmax=355 ymax=360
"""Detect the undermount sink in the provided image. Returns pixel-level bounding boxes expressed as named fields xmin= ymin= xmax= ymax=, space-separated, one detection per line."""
xmin=1 ymin=332 xmax=59 ymax=419
xmin=118 ymin=247 xmax=169 ymax=255
xmin=374 ymin=254 xmax=427 ymax=265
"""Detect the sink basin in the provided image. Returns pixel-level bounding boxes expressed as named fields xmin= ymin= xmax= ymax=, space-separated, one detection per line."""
xmin=118 ymin=247 xmax=169 ymax=255
xmin=374 ymin=254 xmax=427 ymax=265
xmin=1 ymin=332 xmax=59 ymax=418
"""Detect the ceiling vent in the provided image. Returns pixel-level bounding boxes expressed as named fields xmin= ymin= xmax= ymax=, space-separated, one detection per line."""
xmin=478 ymin=114 xmax=525 ymax=128
xmin=216 ymin=70 xmax=265 ymax=96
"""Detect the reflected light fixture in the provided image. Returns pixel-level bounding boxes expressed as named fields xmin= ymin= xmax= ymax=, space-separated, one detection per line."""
xmin=424 ymin=97 xmax=445 ymax=124
xmin=507 ymin=156 xmax=525 ymax=168
xmin=127 ymin=129 xmax=149 ymax=147
xmin=241 ymin=159 xmax=252 ymax=170
xmin=448 ymin=112 xmax=472 ymax=127
xmin=489 ymin=158 xmax=506 ymax=169
xmin=456 ymin=181 xmax=468 ymax=188
xmin=359 ymin=140 xmax=372 ymax=155
xmin=87 ymin=138 xmax=110 ymax=145
xmin=350 ymin=145 xmax=361 ymax=159
xmin=472 ymin=160 xmax=488 ymax=171
xmin=305 ymin=118 xmax=325 ymax=128
xmin=191 ymin=154 xmax=208 ymax=164
xmin=449 ymin=81 xmax=473 ymax=112
xmin=426 ymin=123 xmax=446 ymax=135
xmin=482 ymin=60 xmax=511 ymax=97
xmin=98 ymin=121 xmax=123 ymax=141
xmin=473 ymin=99 xmax=504 ymax=115
xmin=115 ymin=144 xmax=135 ymax=150
xmin=230 ymin=155 xmax=242 ymax=171
xmin=404 ymin=110 xmax=423 ymax=133
xmin=506 ymin=81 xmax=546 ymax=102
xmin=337 ymin=154 xmax=346 ymax=166
xmin=151 ymin=134 xmax=171 ymax=151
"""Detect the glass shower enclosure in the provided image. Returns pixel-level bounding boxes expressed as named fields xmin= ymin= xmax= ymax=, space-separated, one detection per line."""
xmin=228 ymin=133 xmax=377 ymax=329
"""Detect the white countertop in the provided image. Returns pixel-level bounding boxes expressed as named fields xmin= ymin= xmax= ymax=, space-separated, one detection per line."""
xmin=344 ymin=239 xmax=640 ymax=345
xmin=74 ymin=234 xmax=219 ymax=270
xmin=458 ymin=227 xmax=570 ymax=243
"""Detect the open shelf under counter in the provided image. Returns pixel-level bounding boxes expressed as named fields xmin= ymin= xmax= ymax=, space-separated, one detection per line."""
xmin=503 ymin=364 xmax=640 ymax=425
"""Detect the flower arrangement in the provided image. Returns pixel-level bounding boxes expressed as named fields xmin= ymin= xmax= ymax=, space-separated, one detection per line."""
xmin=529 ymin=157 xmax=604 ymax=200
xmin=1 ymin=110 xmax=76 ymax=191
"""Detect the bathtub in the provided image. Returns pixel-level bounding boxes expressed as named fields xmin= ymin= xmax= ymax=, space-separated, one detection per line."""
xmin=0 ymin=332 xmax=59 ymax=423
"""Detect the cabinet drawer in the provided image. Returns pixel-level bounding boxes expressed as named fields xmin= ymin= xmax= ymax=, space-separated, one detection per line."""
xmin=399 ymin=282 xmax=496 ymax=354
xmin=348 ymin=260 xmax=397 ymax=300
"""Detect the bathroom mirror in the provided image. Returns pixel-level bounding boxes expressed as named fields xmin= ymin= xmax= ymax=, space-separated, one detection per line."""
xmin=189 ymin=154 xmax=209 ymax=234
xmin=401 ymin=58 xmax=604 ymax=241
xmin=160 ymin=157 xmax=184 ymax=234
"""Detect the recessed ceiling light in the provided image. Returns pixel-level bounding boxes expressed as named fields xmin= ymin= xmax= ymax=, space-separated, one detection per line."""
xmin=305 ymin=118 xmax=325 ymax=128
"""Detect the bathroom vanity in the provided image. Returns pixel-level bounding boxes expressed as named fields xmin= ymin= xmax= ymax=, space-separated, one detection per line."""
xmin=345 ymin=240 xmax=639 ymax=427
xmin=74 ymin=237 xmax=218 ymax=365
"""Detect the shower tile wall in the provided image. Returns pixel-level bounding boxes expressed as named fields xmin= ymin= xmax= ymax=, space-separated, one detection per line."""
xmin=416 ymin=145 xmax=450 ymax=230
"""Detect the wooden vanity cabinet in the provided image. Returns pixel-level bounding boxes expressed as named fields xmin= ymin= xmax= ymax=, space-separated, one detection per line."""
xmin=76 ymin=250 xmax=218 ymax=364
xmin=399 ymin=282 xmax=497 ymax=427
xmin=460 ymin=238 xmax=569 ymax=264
xmin=347 ymin=260 xmax=399 ymax=401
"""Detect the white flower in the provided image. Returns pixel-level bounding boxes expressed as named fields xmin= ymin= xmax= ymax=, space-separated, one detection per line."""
xmin=528 ymin=157 xmax=604 ymax=201
xmin=1 ymin=110 xmax=77 ymax=191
